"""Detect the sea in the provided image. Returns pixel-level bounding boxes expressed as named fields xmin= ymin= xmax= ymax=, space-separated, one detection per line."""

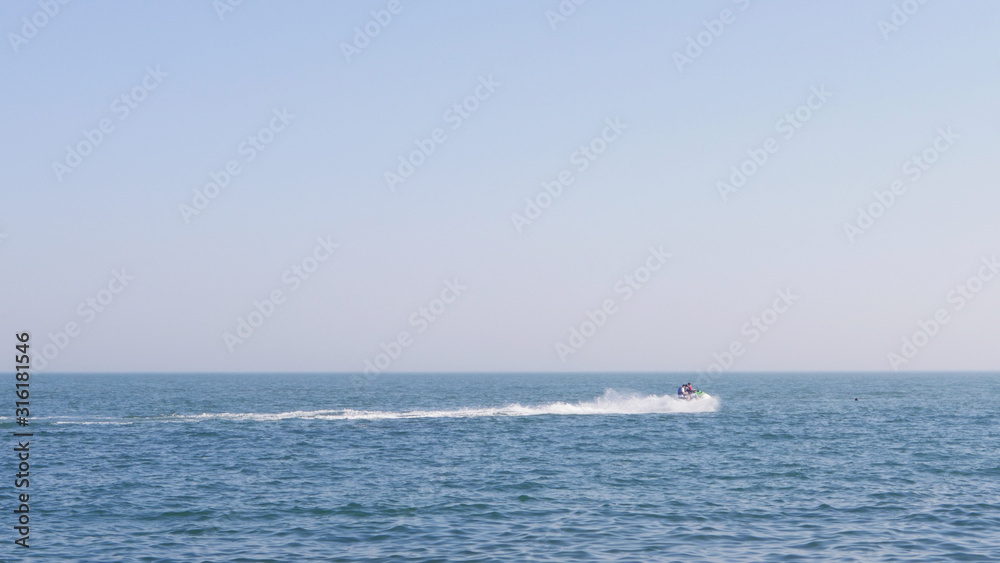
xmin=4 ymin=372 xmax=999 ymax=562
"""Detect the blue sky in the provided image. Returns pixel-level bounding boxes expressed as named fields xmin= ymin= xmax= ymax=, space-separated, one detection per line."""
xmin=2 ymin=0 xmax=999 ymax=373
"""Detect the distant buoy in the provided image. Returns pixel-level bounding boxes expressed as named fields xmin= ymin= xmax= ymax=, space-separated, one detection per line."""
xmin=854 ymin=398 xmax=859 ymax=401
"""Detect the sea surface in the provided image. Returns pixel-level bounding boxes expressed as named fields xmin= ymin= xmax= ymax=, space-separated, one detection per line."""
xmin=4 ymin=372 xmax=1000 ymax=562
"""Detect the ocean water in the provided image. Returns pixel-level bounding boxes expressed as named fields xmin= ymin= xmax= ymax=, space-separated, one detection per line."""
xmin=5 ymin=372 xmax=1000 ymax=562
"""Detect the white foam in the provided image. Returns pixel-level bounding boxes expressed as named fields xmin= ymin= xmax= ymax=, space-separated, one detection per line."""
xmin=31 ymin=390 xmax=719 ymax=425
xmin=156 ymin=389 xmax=720 ymax=422
xmin=52 ymin=421 xmax=134 ymax=426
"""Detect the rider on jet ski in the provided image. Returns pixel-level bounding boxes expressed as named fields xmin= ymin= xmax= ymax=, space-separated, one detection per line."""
xmin=677 ymin=382 xmax=696 ymax=399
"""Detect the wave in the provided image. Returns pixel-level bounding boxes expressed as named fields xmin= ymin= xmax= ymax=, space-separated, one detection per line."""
xmin=37 ymin=389 xmax=718 ymax=425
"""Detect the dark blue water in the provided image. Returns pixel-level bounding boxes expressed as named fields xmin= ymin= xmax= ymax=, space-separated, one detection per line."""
xmin=5 ymin=373 xmax=999 ymax=561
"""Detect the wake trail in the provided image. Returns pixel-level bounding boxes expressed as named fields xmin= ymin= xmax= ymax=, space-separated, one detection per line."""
xmin=36 ymin=389 xmax=720 ymax=425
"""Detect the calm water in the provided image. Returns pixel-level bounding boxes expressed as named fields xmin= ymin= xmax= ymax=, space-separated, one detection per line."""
xmin=5 ymin=372 xmax=1000 ymax=562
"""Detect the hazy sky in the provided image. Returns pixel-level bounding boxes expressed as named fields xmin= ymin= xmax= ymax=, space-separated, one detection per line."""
xmin=3 ymin=1 xmax=999 ymax=374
